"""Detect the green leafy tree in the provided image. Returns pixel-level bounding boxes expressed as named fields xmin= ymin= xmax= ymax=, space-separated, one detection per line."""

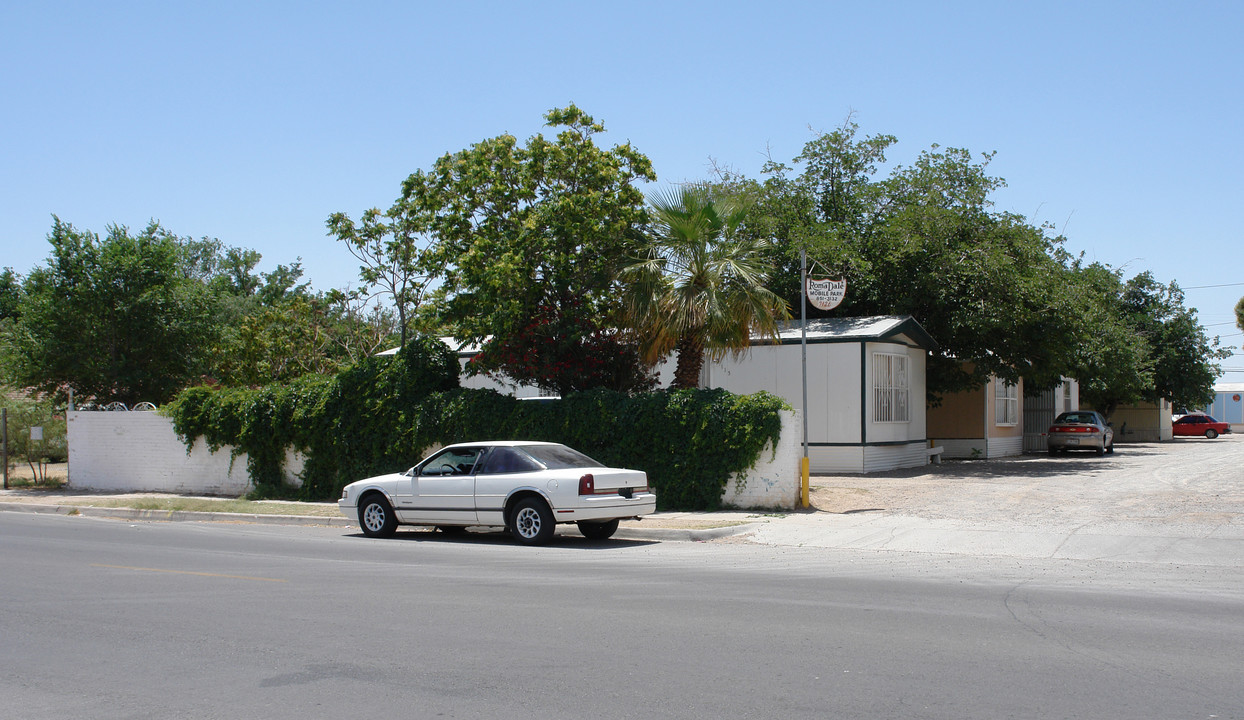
xmin=3 ymin=394 xmax=67 ymax=485
xmin=745 ymin=122 xmax=1080 ymax=397
xmin=1235 ymin=295 xmax=1244 ymax=339
xmin=1066 ymin=266 xmax=1227 ymax=418
xmin=177 ymin=236 xmax=393 ymax=387
xmin=6 ymin=218 xmax=217 ymax=405
xmin=326 ymin=206 xmax=433 ymax=348
xmin=402 ymin=105 xmax=657 ymax=395
xmin=210 ymin=291 xmax=398 ymax=387
xmin=0 ymin=268 xmax=22 ymax=380
xmin=624 ymin=184 xmax=790 ymax=389
xmin=0 ymin=268 xmax=21 ymax=322
xmin=1064 ymin=262 xmax=1154 ymax=418
xmin=1120 ymin=273 xmax=1229 ymax=412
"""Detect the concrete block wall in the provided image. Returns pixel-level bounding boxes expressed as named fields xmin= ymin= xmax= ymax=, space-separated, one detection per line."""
xmin=720 ymin=410 xmax=802 ymax=510
xmin=66 ymin=411 xmax=303 ymax=495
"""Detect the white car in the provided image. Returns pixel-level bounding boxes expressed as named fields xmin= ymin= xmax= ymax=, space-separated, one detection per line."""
xmin=338 ymin=441 xmax=656 ymax=545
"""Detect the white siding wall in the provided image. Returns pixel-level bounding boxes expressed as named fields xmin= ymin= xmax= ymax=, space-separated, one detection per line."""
xmin=864 ymin=442 xmax=933 ymax=472
xmin=986 ymin=435 xmax=1024 ymax=459
xmin=458 ymin=359 xmax=548 ymax=398
xmin=66 ymin=412 xmax=304 ymax=495
xmin=938 ymin=438 xmax=1026 ymax=460
xmin=938 ymin=438 xmax=987 ymax=460
xmin=704 ymin=343 xmax=863 ymax=444
xmin=702 ymin=341 xmax=929 ymax=474
xmin=863 ymin=343 xmax=927 ymax=446
xmin=808 ymin=441 xmax=930 ymax=473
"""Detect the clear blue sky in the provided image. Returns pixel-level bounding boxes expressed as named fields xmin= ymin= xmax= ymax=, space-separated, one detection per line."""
xmin=3 ymin=1 xmax=1242 ymax=381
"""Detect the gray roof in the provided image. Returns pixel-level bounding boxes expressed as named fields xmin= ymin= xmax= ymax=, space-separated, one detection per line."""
xmin=769 ymin=315 xmax=939 ymax=351
xmin=376 ymin=315 xmax=939 ymax=357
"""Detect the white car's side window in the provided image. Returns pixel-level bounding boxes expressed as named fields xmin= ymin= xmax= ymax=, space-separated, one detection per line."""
xmin=478 ymin=447 xmax=540 ymax=475
xmin=420 ymin=449 xmax=481 ymax=476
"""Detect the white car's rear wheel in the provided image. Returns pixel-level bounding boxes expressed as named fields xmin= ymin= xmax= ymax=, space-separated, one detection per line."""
xmin=511 ymin=498 xmax=554 ymax=545
xmin=577 ymin=518 xmax=620 ymax=541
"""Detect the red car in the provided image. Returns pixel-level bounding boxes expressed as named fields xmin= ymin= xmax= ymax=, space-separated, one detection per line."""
xmin=1172 ymin=414 xmax=1231 ymax=439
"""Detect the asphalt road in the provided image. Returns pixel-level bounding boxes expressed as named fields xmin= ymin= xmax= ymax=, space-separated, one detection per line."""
xmin=2 ymin=511 xmax=1242 ymax=720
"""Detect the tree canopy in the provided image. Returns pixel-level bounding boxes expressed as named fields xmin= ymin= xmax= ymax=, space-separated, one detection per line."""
xmin=3 ymin=112 xmax=1229 ymax=418
xmin=394 ymin=105 xmax=658 ymax=395
xmin=731 ymin=119 xmax=1225 ymax=406
xmin=1 ymin=218 xmax=398 ymax=404
xmin=1074 ymin=270 xmax=1229 ymax=415
xmin=4 ymin=218 xmax=217 ymax=404
xmin=624 ymin=184 xmax=790 ymax=389
xmin=326 ymin=205 xmax=433 ymax=349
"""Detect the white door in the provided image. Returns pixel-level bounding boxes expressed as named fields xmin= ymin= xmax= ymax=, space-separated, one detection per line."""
xmin=395 ymin=447 xmax=481 ymax=524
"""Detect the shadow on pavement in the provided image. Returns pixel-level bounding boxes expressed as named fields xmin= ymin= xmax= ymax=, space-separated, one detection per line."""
xmin=342 ymin=528 xmax=659 ymax=549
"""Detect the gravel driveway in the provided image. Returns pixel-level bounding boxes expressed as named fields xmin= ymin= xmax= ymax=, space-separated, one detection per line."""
xmin=809 ymin=434 xmax=1244 ymax=531
xmin=733 ymin=435 xmax=1243 ymax=565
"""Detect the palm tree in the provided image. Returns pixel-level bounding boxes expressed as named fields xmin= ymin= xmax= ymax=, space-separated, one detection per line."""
xmin=623 ymin=184 xmax=791 ymax=389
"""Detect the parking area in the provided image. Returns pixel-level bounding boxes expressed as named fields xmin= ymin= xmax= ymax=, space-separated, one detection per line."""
xmin=735 ymin=435 xmax=1244 ymax=564
xmin=810 ymin=434 xmax=1244 ymax=530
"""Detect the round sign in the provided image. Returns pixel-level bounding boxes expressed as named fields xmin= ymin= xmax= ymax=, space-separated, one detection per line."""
xmin=1234 ymin=394 xmax=1241 ymax=402
xmin=806 ymin=277 xmax=846 ymax=311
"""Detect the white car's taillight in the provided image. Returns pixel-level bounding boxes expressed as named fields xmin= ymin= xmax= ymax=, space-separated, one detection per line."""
xmin=578 ymin=473 xmax=595 ymax=495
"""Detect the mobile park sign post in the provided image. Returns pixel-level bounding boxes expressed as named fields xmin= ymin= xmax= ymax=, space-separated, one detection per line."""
xmin=799 ymin=250 xmax=847 ymax=507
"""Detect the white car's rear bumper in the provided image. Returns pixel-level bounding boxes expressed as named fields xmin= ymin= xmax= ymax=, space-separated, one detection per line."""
xmin=553 ymin=492 xmax=657 ymax=522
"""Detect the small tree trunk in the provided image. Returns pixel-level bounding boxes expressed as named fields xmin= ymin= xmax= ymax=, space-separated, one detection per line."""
xmin=670 ymin=335 xmax=705 ymax=390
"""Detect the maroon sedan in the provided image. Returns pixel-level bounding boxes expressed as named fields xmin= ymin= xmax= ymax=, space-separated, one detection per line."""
xmin=1173 ymin=414 xmax=1231 ymax=439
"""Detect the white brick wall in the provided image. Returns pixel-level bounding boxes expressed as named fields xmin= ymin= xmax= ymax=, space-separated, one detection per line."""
xmin=720 ymin=410 xmax=802 ymax=510
xmin=66 ymin=412 xmax=303 ymax=495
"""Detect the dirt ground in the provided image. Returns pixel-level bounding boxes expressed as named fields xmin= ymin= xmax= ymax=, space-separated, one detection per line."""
xmin=3 ymin=461 xmax=68 ymax=485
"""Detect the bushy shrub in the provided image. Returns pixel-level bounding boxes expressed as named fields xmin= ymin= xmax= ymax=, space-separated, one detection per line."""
xmin=2 ymin=394 xmax=68 ymax=480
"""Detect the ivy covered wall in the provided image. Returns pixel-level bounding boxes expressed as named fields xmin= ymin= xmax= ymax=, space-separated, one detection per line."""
xmin=163 ymin=337 xmax=788 ymax=511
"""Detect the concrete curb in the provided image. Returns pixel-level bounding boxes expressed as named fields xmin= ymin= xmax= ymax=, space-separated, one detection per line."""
xmin=0 ymin=502 xmax=759 ymax=542
xmin=615 ymin=523 xmax=761 ymax=543
xmin=0 ymin=502 xmax=355 ymax=528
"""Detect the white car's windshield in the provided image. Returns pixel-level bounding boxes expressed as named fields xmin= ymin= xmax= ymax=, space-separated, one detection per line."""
xmin=521 ymin=444 xmax=601 ymax=469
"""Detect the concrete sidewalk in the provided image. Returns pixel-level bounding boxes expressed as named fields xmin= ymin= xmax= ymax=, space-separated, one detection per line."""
xmin=5 ymin=491 xmax=1242 ymax=567
xmin=741 ymin=510 xmax=1244 ymax=567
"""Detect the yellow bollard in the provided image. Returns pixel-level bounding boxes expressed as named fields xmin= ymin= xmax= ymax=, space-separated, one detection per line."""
xmin=800 ymin=456 xmax=810 ymax=508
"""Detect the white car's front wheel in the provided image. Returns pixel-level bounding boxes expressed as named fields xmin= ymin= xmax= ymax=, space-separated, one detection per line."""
xmin=510 ymin=498 xmax=554 ymax=546
xmin=359 ymin=494 xmax=397 ymax=538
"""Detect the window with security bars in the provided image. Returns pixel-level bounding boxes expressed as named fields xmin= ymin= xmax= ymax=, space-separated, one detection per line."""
xmin=995 ymin=380 xmax=1018 ymax=426
xmin=872 ymin=352 xmax=910 ymax=423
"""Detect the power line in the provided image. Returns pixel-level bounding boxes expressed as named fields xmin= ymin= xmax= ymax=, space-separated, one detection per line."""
xmin=1185 ymin=282 xmax=1244 ymax=289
